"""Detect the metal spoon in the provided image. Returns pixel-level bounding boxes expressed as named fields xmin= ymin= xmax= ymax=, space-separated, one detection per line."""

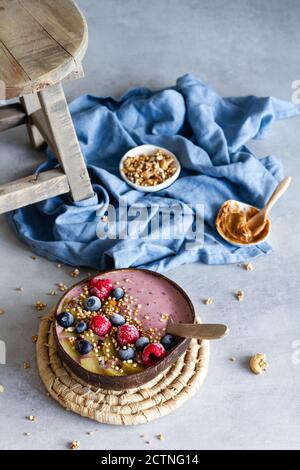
xmin=247 ymin=176 xmax=292 ymax=237
xmin=167 ymin=321 xmax=229 ymax=340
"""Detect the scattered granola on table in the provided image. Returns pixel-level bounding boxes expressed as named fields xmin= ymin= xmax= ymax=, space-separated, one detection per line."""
xmin=58 ymin=282 xmax=68 ymax=292
xmin=71 ymin=269 xmax=80 ymax=278
xmin=28 ymin=415 xmax=37 ymax=422
xmin=244 ymin=262 xmax=254 ymax=271
xmin=235 ymin=290 xmax=244 ymax=301
xmin=35 ymin=301 xmax=47 ymax=311
xmin=0 ymin=308 xmax=5 ymax=316
xmin=32 ymin=335 xmax=38 ymax=343
xmin=23 ymin=362 xmax=30 ymax=369
xmin=70 ymin=440 xmax=80 ymax=450
xmin=122 ymin=149 xmax=177 ymax=187
xmin=203 ymin=297 xmax=213 ymax=305
xmin=0 ymin=385 xmax=4 ymax=393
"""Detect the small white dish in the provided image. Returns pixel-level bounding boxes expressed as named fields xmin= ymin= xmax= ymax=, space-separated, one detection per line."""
xmin=216 ymin=200 xmax=271 ymax=247
xmin=119 ymin=144 xmax=181 ymax=192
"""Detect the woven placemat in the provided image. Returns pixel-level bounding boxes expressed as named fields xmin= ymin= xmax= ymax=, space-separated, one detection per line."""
xmin=36 ymin=310 xmax=209 ymax=425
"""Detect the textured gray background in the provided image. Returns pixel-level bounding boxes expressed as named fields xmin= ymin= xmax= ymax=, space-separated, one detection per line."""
xmin=0 ymin=0 xmax=300 ymax=450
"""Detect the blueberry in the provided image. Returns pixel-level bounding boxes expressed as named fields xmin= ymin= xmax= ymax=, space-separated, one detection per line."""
xmin=161 ymin=334 xmax=177 ymax=350
xmin=110 ymin=313 xmax=126 ymax=327
xmin=75 ymin=321 xmax=87 ymax=334
xmin=76 ymin=339 xmax=93 ymax=355
xmin=84 ymin=296 xmax=101 ymax=311
xmin=111 ymin=287 xmax=125 ymax=300
xmin=135 ymin=336 xmax=150 ymax=351
xmin=118 ymin=347 xmax=136 ymax=361
xmin=57 ymin=311 xmax=74 ymax=328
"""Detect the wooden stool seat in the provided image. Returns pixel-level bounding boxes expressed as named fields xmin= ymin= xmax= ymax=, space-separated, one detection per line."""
xmin=0 ymin=0 xmax=94 ymax=214
xmin=0 ymin=0 xmax=87 ymax=99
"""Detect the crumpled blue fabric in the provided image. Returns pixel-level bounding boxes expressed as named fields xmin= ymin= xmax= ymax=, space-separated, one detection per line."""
xmin=8 ymin=74 xmax=300 ymax=271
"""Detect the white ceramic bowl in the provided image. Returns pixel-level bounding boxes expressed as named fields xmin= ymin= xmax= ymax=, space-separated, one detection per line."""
xmin=119 ymin=144 xmax=181 ymax=192
xmin=216 ymin=200 xmax=271 ymax=247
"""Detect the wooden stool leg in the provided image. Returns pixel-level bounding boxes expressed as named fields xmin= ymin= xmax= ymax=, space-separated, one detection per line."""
xmin=20 ymin=94 xmax=45 ymax=149
xmin=38 ymin=83 xmax=94 ymax=201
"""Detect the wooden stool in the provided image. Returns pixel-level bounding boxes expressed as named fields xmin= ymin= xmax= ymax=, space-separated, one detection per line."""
xmin=0 ymin=0 xmax=94 ymax=214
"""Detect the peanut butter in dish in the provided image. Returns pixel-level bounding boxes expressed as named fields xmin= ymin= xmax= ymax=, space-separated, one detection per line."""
xmin=216 ymin=201 xmax=270 ymax=245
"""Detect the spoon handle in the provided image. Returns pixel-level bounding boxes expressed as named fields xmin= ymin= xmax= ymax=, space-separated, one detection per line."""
xmin=264 ymin=176 xmax=292 ymax=215
xmin=166 ymin=322 xmax=229 ymax=340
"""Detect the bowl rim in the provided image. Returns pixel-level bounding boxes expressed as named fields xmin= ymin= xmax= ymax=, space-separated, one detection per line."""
xmin=53 ymin=267 xmax=195 ymax=389
xmin=119 ymin=144 xmax=181 ymax=192
xmin=215 ymin=199 xmax=271 ymax=247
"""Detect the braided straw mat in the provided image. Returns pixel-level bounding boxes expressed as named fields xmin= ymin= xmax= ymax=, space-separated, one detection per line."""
xmin=37 ymin=310 xmax=209 ymax=425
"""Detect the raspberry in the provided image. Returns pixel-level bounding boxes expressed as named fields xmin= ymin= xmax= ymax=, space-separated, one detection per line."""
xmin=142 ymin=343 xmax=166 ymax=367
xmin=117 ymin=324 xmax=140 ymax=347
xmin=90 ymin=315 xmax=111 ymax=337
xmin=89 ymin=277 xmax=113 ymax=300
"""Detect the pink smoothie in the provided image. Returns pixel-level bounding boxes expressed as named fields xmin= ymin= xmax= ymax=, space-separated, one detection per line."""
xmin=57 ymin=269 xmax=194 ymax=337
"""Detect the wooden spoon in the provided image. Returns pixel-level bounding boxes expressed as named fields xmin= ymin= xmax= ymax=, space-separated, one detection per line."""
xmin=247 ymin=176 xmax=292 ymax=237
xmin=166 ymin=321 xmax=229 ymax=340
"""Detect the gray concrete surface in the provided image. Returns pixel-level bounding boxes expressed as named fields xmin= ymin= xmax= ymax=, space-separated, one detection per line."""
xmin=0 ymin=0 xmax=300 ymax=450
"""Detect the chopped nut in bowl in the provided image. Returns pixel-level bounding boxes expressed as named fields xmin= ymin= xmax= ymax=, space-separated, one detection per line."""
xmin=119 ymin=145 xmax=181 ymax=192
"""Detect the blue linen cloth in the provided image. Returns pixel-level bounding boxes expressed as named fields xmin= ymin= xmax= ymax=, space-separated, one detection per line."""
xmin=8 ymin=74 xmax=300 ymax=271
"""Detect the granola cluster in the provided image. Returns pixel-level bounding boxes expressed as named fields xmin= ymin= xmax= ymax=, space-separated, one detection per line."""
xmin=122 ymin=150 xmax=177 ymax=187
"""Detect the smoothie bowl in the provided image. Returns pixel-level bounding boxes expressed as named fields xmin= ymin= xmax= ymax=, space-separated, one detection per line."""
xmin=54 ymin=268 xmax=195 ymax=390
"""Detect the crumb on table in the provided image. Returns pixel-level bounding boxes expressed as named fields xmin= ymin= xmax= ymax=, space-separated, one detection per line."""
xmin=58 ymin=283 xmax=68 ymax=292
xmin=71 ymin=268 xmax=80 ymax=278
xmin=244 ymin=262 xmax=254 ymax=271
xmin=235 ymin=290 xmax=244 ymax=301
xmin=70 ymin=440 xmax=80 ymax=450
xmin=28 ymin=415 xmax=37 ymax=422
xmin=35 ymin=301 xmax=47 ymax=311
